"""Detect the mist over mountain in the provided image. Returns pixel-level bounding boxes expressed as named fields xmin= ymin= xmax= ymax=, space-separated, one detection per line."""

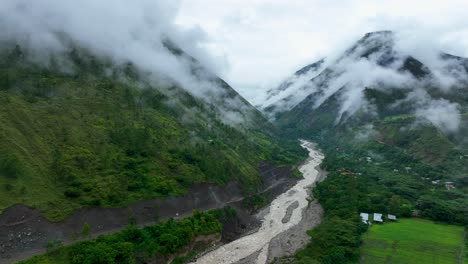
xmin=1 ymin=1 xmax=468 ymax=262
xmin=263 ymin=31 xmax=467 ymax=264
xmin=0 ymin=0 xmax=307 ymax=224
xmin=264 ymin=31 xmax=468 ymax=136
xmin=261 ymin=59 xmax=326 ymax=114
xmin=0 ymin=0 xmax=260 ymax=126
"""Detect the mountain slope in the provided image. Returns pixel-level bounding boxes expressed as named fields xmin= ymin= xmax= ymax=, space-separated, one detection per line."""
xmin=274 ymin=31 xmax=468 ymax=150
xmin=274 ymin=30 xmax=468 ymax=205
xmin=0 ymin=43 xmax=303 ymax=221
xmin=269 ymin=31 xmax=468 ymax=263
xmin=261 ymin=59 xmax=325 ymax=118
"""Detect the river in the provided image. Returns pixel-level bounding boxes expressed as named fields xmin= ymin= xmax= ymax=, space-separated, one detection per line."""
xmin=192 ymin=140 xmax=324 ymax=264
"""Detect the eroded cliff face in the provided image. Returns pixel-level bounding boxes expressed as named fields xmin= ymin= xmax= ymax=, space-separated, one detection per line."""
xmin=0 ymin=162 xmax=297 ymax=263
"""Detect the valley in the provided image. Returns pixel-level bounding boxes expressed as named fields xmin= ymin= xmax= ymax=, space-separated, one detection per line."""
xmin=0 ymin=40 xmax=307 ymax=263
xmin=265 ymin=31 xmax=468 ymax=264
xmin=6 ymin=141 xmax=322 ymax=264
xmin=0 ymin=2 xmax=467 ymax=262
xmin=0 ymin=163 xmax=296 ymax=263
xmin=193 ymin=141 xmax=324 ymax=264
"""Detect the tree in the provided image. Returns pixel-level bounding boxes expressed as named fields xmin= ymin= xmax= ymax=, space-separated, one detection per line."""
xmin=82 ymin=223 xmax=90 ymax=237
xmin=46 ymin=239 xmax=62 ymax=253
xmin=387 ymin=195 xmax=403 ymax=216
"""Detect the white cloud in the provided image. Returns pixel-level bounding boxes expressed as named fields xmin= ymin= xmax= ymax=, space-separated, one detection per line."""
xmin=256 ymin=30 xmax=466 ymax=131
xmin=0 ymin=0 xmax=238 ymax=97
xmin=0 ymin=0 xmax=261 ymax=126
xmin=2 ymin=0 xmax=467 ymax=133
xmin=416 ymin=99 xmax=461 ymax=133
xmin=177 ymin=0 xmax=468 ymax=103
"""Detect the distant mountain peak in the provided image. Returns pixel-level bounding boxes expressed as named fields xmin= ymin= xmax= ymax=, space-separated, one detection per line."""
xmin=267 ymin=30 xmax=468 ymax=135
xmin=293 ymin=58 xmax=326 ymax=76
xmin=363 ymin=30 xmax=394 ymax=38
xmin=342 ymin=30 xmax=396 ymax=66
xmin=260 ymin=58 xmax=327 ymax=117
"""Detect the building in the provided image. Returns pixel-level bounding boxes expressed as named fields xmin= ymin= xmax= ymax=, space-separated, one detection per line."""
xmin=445 ymin=182 xmax=455 ymax=190
xmin=373 ymin=213 xmax=383 ymax=223
xmin=360 ymin=213 xmax=369 ymax=224
xmin=388 ymin=214 xmax=397 ymax=221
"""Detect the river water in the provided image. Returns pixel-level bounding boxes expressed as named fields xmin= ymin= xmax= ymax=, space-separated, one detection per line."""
xmin=192 ymin=140 xmax=324 ymax=264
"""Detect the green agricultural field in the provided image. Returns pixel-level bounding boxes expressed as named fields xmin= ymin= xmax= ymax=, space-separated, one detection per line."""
xmin=360 ymin=218 xmax=466 ymax=264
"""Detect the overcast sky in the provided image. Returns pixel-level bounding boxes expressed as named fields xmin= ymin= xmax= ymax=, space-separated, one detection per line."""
xmin=176 ymin=0 xmax=468 ymax=103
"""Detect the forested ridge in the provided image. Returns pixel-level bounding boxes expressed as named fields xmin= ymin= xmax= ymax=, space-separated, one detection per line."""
xmin=293 ymin=131 xmax=467 ymax=263
xmin=0 ymin=44 xmax=304 ymax=221
xmin=285 ymin=97 xmax=467 ymax=264
xmin=269 ymin=32 xmax=468 ymax=264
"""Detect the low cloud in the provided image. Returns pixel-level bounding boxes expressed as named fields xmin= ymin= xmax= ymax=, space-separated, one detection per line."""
xmin=398 ymin=89 xmax=462 ymax=133
xmin=415 ymin=100 xmax=461 ymax=133
xmin=0 ymin=0 xmax=254 ymax=126
xmin=264 ymin=31 xmax=467 ymax=132
xmin=177 ymin=0 xmax=468 ymax=100
xmin=354 ymin=124 xmax=378 ymax=142
xmin=260 ymin=60 xmax=326 ymax=113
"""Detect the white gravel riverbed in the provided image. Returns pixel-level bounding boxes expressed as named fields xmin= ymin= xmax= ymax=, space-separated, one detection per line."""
xmin=192 ymin=140 xmax=324 ymax=264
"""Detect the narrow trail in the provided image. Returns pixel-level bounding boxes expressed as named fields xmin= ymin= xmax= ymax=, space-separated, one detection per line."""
xmin=192 ymin=140 xmax=324 ymax=264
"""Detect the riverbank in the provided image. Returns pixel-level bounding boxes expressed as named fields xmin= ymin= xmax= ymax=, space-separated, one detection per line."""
xmin=263 ymin=164 xmax=327 ymax=263
xmin=0 ymin=162 xmax=297 ymax=264
xmin=192 ymin=140 xmax=325 ymax=264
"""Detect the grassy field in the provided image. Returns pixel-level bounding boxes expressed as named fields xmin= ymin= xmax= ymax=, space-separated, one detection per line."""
xmin=360 ymin=218 xmax=466 ymax=264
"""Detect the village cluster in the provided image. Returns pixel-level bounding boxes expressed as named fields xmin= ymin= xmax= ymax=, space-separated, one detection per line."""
xmin=360 ymin=212 xmax=397 ymax=225
xmin=353 ymin=157 xmax=458 ymax=191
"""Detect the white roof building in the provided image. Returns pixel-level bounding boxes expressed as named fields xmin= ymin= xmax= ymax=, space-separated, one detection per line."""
xmin=388 ymin=214 xmax=397 ymax=221
xmin=360 ymin=213 xmax=369 ymax=223
xmin=373 ymin=213 xmax=383 ymax=222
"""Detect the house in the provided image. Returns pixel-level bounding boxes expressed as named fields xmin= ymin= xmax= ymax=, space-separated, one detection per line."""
xmin=388 ymin=214 xmax=397 ymax=221
xmin=373 ymin=213 xmax=383 ymax=223
xmin=431 ymin=180 xmax=440 ymax=184
xmin=360 ymin=213 xmax=369 ymax=224
xmin=445 ymin=182 xmax=455 ymax=190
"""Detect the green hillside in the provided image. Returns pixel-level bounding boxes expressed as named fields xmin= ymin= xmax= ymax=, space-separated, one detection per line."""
xmin=275 ymin=32 xmax=468 ymax=263
xmin=289 ymin=114 xmax=467 ymax=263
xmin=17 ymin=208 xmax=231 ymax=264
xmin=0 ymin=45 xmax=304 ymax=221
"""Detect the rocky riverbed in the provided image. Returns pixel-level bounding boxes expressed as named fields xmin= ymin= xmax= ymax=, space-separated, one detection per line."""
xmin=192 ymin=140 xmax=325 ymax=264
